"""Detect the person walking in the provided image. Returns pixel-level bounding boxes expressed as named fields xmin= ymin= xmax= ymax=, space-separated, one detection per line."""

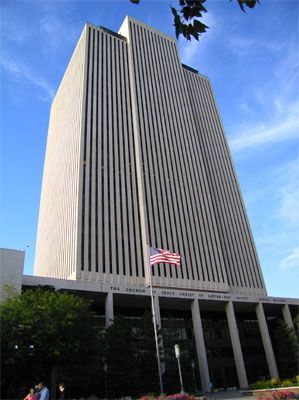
xmin=58 ymin=383 xmax=65 ymax=400
xmin=23 ymin=387 xmax=37 ymax=400
xmin=36 ymin=382 xmax=49 ymax=400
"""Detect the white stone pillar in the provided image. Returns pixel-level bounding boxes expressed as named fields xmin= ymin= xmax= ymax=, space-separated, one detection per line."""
xmin=105 ymin=292 xmax=114 ymax=327
xmin=225 ymin=301 xmax=248 ymax=388
xmin=255 ymin=303 xmax=279 ymax=379
xmin=282 ymin=304 xmax=294 ymax=330
xmin=191 ymin=299 xmax=211 ymax=393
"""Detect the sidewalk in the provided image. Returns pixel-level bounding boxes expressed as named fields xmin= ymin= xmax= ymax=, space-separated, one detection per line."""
xmin=206 ymin=389 xmax=255 ymax=400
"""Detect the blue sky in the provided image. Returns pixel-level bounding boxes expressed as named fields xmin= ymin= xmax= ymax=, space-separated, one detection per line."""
xmin=1 ymin=0 xmax=298 ymax=298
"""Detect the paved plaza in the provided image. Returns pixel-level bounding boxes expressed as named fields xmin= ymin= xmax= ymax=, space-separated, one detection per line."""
xmin=207 ymin=390 xmax=255 ymax=400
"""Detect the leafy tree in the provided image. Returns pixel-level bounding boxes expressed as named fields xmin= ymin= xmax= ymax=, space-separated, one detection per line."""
xmin=130 ymin=0 xmax=260 ymax=41
xmin=103 ymin=311 xmax=163 ymax=397
xmin=135 ymin=310 xmax=161 ymax=393
xmin=271 ymin=318 xmax=298 ymax=379
xmin=1 ymin=288 xmax=101 ymax=399
xmin=103 ymin=316 xmax=137 ymax=397
xmin=294 ymin=315 xmax=299 ymax=336
xmin=162 ymin=319 xmax=197 ymax=393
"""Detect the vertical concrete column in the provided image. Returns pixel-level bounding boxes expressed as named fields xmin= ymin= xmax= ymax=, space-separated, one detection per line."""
xmin=105 ymin=292 xmax=114 ymax=327
xmin=191 ymin=299 xmax=211 ymax=393
xmin=225 ymin=301 xmax=248 ymax=388
xmin=282 ymin=304 xmax=294 ymax=330
xmin=255 ymin=303 xmax=279 ymax=379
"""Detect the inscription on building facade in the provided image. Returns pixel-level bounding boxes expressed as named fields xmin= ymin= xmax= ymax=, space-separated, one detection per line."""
xmin=101 ymin=284 xmax=299 ymax=306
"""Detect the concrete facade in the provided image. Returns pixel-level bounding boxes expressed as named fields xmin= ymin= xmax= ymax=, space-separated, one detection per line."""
xmin=20 ymin=274 xmax=299 ymax=391
xmin=34 ymin=17 xmax=265 ymax=296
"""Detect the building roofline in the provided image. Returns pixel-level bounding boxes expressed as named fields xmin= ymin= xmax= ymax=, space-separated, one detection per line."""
xmin=85 ymin=22 xmax=127 ymax=41
xmin=0 ymin=247 xmax=24 ymax=254
xmin=123 ymin=15 xmax=176 ymax=42
xmin=21 ymin=275 xmax=299 ymax=305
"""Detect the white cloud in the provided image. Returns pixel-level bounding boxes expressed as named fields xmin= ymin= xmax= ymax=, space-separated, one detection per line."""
xmin=244 ymin=157 xmax=299 ymax=296
xmin=227 ymin=36 xmax=283 ymax=58
xmin=279 ymin=248 xmax=299 ymax=271
xmin=39 ymin=15 xmax=66 ymax=50
xmin=40 ymin=15 xmax=61 ymax=46
xmin=228 ymin=39 xmax=299 ymax=152
xmin=275 ymin=159 xmax=299 ymax=226
xmin=249 ymin=158 xmax=299 ymax=225
xmin=0 ymin=54 xmax=55 ymax=100
xmin=252 ymin=43 xmax=299 ymax=118
xmin=229 ymin=112 xmax=299 ymax=152
xmin=39 ymin=14 xmax=78 ymax=53
xmin=180 ymin=39 xmax=201 ymax=66
xmin=280 ymin=189 xmax=299 ymax=225
xmin=0 ymin=9 xmax=31 ymax=44
xmin=178 ymin=9 xmax=217 ymax=67
xmin=238 ymin=102 xmax=254 ymax=114
xmin=243 ymin=157 xmax=299 ymax=285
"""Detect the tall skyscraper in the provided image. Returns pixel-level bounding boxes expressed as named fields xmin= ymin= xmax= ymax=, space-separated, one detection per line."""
xmin=34 ymin=17 xmax=266 ymax=296
xmin=4 ymin=17 xmax=295 ymax=393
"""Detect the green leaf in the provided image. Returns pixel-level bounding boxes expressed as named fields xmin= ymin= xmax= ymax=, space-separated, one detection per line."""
xmin=193 ymin=18 xmax=208 ymax=34
xmin=237 ymin=0 xmax=258 ymax=12
xmin=1 ymin=288 xmax=98 ymax=397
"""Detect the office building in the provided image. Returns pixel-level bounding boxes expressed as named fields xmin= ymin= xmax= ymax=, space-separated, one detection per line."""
xmin=34 ymin=17 xmax=265 ymax=296
xmin=5 ymin=17 xmax=298 ymax=392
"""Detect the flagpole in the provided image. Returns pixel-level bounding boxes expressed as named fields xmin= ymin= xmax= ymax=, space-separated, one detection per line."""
xmin=149 ymin=263 xmax=164 ymax=394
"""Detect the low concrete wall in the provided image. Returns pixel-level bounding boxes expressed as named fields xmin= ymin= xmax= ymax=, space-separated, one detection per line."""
xmin=242 ymin=386 xmax=299 ymax=398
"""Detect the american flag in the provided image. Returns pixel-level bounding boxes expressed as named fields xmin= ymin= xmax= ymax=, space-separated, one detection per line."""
xmin=149 ymin=247 xmax=181 ymax=266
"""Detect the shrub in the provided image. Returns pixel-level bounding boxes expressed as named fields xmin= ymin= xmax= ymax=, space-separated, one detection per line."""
xmin=250 ymin=378 xmax=295 ymax=390
xmin=139 ymin=397 xmax=156 ymax=400
xmin=271 ymin=378 xmax=281 ymax=387
xmin=251 ymin=380 xmax=276 ymax=390
xmin=281 ymin=380 xmax=293 ymax=388
xmin=250 ymin=380 xmax=266 ymax=390
xmin=139 ymin=395 xmax=159 ymax=400
xmin=251 ymin=377 xmax=299 ymax=391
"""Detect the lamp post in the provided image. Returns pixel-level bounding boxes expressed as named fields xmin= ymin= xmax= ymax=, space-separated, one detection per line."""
xmin=191 ymin=359 xmax=198 ymax=393
xmin=174 ymin=344 xmax=184 ymax=394
xmin=103 ymin=360 xmax=108 ymax=400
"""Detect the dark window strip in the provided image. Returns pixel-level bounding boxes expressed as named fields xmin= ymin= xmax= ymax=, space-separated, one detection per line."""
xmin=81 ymin=27 xmax=91 ymax=271
xmin=123 ymin=37 xmax=133 ymax=277
xmin=191 ymin=74 xmax=239 ymax=286
xmin=95 ymin=30 xmax=99 ymax=272
xmin=183 ymin=71 xmax=226 ymax=284
xmin=201 ymin=78 xmax=248 ymax=285
xmin=137 ymin=26 xmax=164 ymax=277
xmin=108 ymin=35 xmax=112 ymax=275
xmin=131 ymin=23 xmax=153 ymax=276
xmin=152 ymin=34 xmax=188 ymax=280
xmin=88 ymin=28 xmax=95 ymax=272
